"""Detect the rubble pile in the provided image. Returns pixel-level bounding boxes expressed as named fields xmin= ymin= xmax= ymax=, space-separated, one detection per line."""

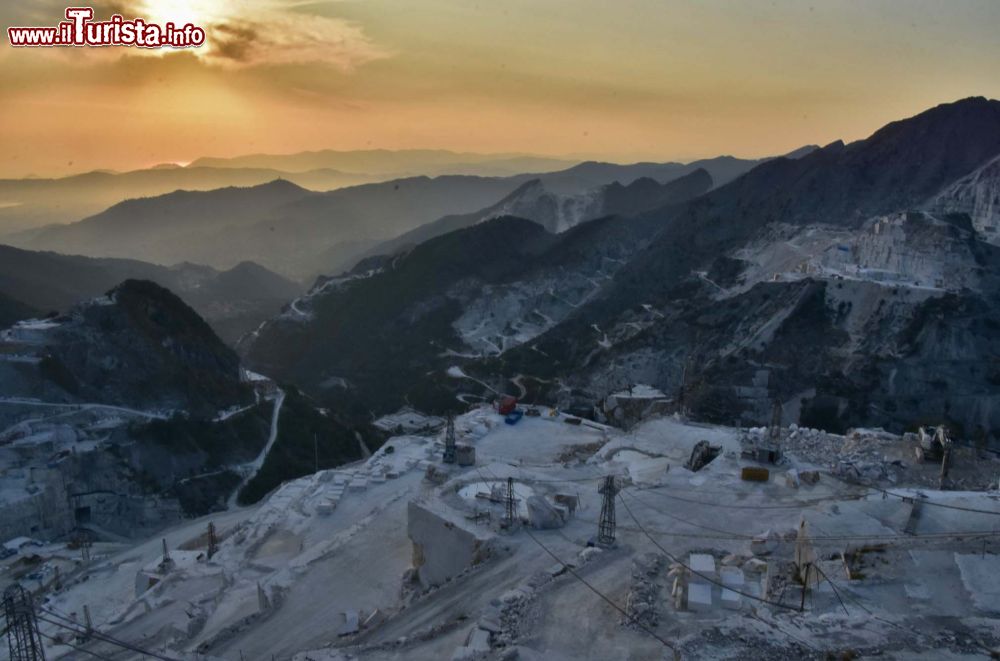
xmin=622 ymin=553 xmax=663 ymax=630
xmin=761 ymin=425 xmax=911 ymax=485
xmin=493 ymin=586 xmax=534 ymax=646
xmin=777 ymin=425 xmax=1000 ymax=490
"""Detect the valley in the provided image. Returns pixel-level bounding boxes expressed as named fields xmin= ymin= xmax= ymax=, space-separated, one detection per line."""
xmin=3 ymin=97 xmax=1000 ymax=659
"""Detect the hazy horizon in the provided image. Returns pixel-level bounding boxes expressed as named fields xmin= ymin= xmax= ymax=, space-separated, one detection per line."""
xmin=3 ymin=0 xmax=999 ymax=178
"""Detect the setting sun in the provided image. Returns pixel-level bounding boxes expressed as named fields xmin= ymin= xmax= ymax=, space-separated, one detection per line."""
xmin=137 ymin=0 xmax=228 ymax=29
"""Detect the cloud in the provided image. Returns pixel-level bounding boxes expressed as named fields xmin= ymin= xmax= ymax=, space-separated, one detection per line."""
xmin=201 ymin=11 xmax=388 ymax=70
xmin=1 ymin=0 xmax=389 ymax=72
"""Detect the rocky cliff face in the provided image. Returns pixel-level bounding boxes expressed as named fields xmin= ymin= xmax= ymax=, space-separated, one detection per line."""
xmin=3 ymin=280 xmax=252 ymax=416
xmin=0 ymin=244 xmax=303 ymax=345
xmin=931 ymin=154 xmax=1000 ymax=244
xmin=244 ymin=98 xmax=1000 ymax=443
xmin=360 ymin=169 xmax=713 ymax=264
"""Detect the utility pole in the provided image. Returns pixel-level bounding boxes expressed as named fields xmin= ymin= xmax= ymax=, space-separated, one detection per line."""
xmin=769 ymin=398 xmax=783 ymax=442
xmin=443 ymin=415 xmax=457 ymax=464
xmin=799 ymin=564 xmax=811 ymax=611
xmin=75 ymin=533 xmax=91 ymax=565
xmin=82 ymin=605 xmax=93 ymax=641
xmin=677 ymin=362 xmax=689 ymax=418
xmin=3 ymin=584 xmax=45 ymax=661
xmin=598 ymin=476 xmax=618 ymax=547
xmin=160 ymin=538 xmax=173 ymax=572
xmin=794 ymin=519 xmax=818 ymax=611
xmin=504 ymin=477 xmax=516 ymax=529
xmin=207 ymin=522 xmax=219 ymax=560
xmin=938 ymin=426 xmax=953 ymax=489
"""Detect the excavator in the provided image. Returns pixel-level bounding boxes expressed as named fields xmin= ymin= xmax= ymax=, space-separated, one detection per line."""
xmin=914 ymin=425 xmax=951 ymax=463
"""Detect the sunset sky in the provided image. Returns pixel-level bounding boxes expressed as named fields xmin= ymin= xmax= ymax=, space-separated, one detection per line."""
xmin=1 ymin=0 xmax=999 ymax=178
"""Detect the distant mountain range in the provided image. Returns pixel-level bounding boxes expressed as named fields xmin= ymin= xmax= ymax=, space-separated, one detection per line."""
xmin=239 ymin=168 xmax=715 ymax=412
xmin=242 ymin=97 xmax=1000 ymax=440
xmin=0 ymin=166 xmax=373 ymax=234
xmin=0 ymin=244 xmax=301 ymax=343
xmin=8 ymin=149 xmax=813 ymax=280
xmin=188 ymin=149 xmax=578 ymax=177
xmin=362 ymin=168 xmax=714 ymax=260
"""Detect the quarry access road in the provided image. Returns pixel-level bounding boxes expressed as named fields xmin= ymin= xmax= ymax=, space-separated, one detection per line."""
xmin=228 ymin=388 xmax=285 ymax=508
xmin=0 ymin=397 xmax=170 ymax=419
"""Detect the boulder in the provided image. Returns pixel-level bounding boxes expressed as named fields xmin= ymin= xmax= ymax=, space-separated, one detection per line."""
xmin=526 ymin=495 xmax=566 ymax=530
xmin=749 ymin=530 xmax=780 ymax=556
xmin=784 ymin=469 xmax=800 ymax=488
xmin=799 ymin=470 xmax=820 ymax=485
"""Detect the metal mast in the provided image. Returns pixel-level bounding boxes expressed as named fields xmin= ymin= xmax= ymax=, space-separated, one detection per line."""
xmin=769 ymin=398 xmax=783 ymax=442
xmin=598 ymin=476 xmax=618 ymax=547
xmin=207 ymin=522 xmax=219 ymax=560
xmin=504 ymin=477 xmax=516 ymax=528
xmin=4 ymin=585 xmax=45 ymax=661
xmin=443 ymin=415 xmax=457 ymax=464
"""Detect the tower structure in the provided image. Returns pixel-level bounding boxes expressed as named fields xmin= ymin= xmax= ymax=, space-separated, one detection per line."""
xmin=504 ymin=477 xmax=516 ymax=529
xmin=207 ymin=522 xmax=219 ymax=560
xmin=598 ymin=475 xmax=618 ymax=547
xmin=443 ymin=415 xmax=457 ymax=464
xmin=769 ymin=398 xmax=783 ymax=442
xmin=3 ymin=585 xmax=45 ymax=661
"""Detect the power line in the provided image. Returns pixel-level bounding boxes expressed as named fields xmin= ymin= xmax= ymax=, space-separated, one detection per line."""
xmin=621 ymin=487 xmax=755 ymax=539
xmin=617 ymin=490 xmax=801 ymax=612
xmin=37 ymin=615 xmax=172 ymax=661
xmin=37 ymin=630 xmax=115 ymax=661
xmin=618 ymin=486 xmax=1000 ymax=543
xmin=36 ymin=610 xmax=179 ymax=661
xmin=519 ymin=525 xmax=678 ymax=654
xmin=476 ymin=464 xmax=677 ymax=653
xmin=804 ymin=560 xmax=919 ymax=638
xmin=636 ymin=479 xmax=1000 ymax=517
xmin=572 ymin=515 xmax=1000 ymax=544
xmin=875 ymin=488 xmax=1000 ymax=517
xmin=633 ymin=485 xmax=834 ymax=510
xmin=808 ymin=562 xmax=849 ymax=617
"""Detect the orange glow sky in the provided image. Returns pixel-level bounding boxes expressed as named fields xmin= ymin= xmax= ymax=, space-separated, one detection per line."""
xmin=1 ymin=0 xmax=999 ymax=178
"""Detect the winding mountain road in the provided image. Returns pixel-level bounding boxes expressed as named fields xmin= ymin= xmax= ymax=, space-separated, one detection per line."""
xmin=228 ymin=388 xmax=285 ymax=508
xmin=0 ymin=397 xmax=170 ymax=419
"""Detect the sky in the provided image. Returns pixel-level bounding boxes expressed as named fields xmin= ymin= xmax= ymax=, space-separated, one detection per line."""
xmin=1 ymin=0 xmax=999 ymax=178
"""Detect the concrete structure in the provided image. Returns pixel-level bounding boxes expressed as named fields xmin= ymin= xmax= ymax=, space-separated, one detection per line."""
xmin=689 ymin=553 xmax=717 ymax=577
xmin=687 ymin=582 xmax=713 ymax=612
xmin=407 ymin=501 xmax=494 ymax=589
xmin=720 ymin=566 xmax=745 ymax=610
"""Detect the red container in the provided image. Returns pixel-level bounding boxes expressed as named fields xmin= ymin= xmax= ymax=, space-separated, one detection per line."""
xmin=497 ymin=395 xmax=518 ymax=415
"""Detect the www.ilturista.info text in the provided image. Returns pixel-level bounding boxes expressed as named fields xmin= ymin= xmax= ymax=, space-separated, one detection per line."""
xmin=8 ymin=7 xmax=205 ymax=48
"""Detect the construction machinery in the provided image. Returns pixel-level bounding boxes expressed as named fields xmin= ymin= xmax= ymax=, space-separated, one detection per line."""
xmin=914 ymin=425 xmax=949 ymax=462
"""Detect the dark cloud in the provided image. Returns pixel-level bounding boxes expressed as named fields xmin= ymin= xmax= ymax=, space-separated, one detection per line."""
xmin=208 ymin=22 xmax=259 ymax=63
